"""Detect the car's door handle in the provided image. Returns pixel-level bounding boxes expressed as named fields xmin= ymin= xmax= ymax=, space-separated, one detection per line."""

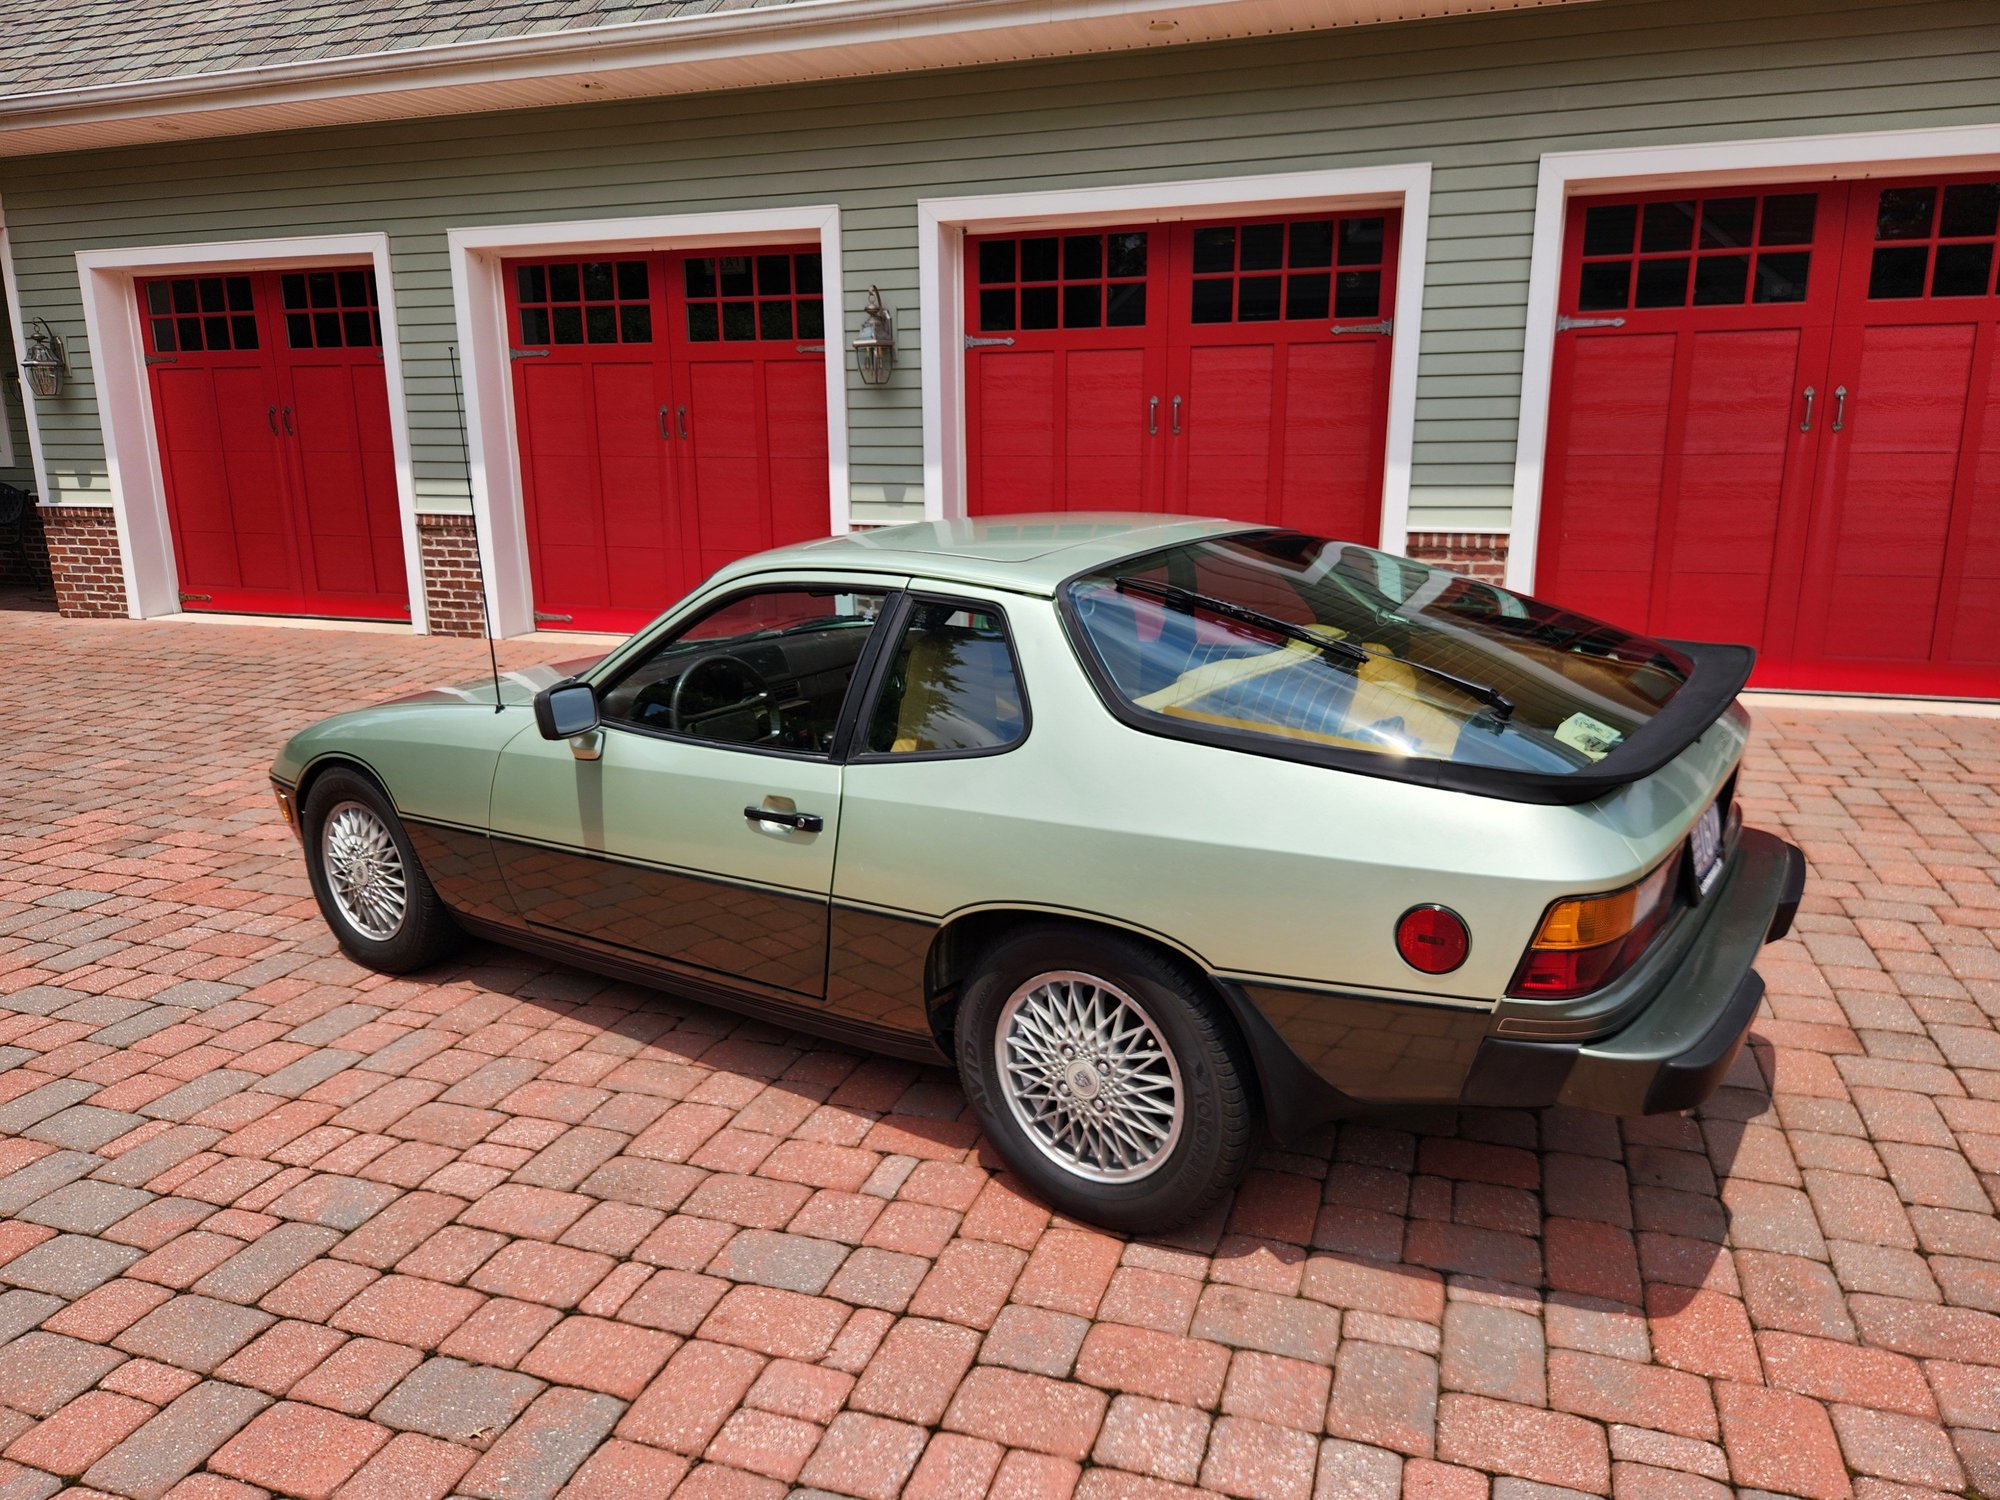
xmin=744 ymin=805 xmax=824 ymax=833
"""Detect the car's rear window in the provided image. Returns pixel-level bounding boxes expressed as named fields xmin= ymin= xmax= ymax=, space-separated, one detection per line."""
xmin=1065 ymin=532 xmax=1693 ymax=776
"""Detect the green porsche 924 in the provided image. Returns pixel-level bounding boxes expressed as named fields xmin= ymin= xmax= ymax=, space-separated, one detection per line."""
xmin=271 ymin=516 xmax=1804 ymax=1232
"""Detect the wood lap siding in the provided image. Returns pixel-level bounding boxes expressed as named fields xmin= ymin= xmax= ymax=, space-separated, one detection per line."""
xmin=0 ymin=0 xmax=1995 ymax=534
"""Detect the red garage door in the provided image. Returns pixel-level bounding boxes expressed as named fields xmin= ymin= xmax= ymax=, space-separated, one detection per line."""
xmin=141 ymin=268 xmax=408 ymax=620
xmin=965 ymin=211 xmax=1397 ymax=543
xmin=1538 ymin=176 xmax=2000 ymax=696
xmin=506 ymin=248 xmax=828 ymax=633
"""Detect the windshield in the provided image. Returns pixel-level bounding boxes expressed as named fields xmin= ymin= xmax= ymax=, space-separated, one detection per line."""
xmin=1066 ymin=532 xmax=1692 ymax=775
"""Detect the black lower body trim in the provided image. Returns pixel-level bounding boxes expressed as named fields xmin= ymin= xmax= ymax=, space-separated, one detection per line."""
xmin=452 ymin=910 xmax=948 ymax=1065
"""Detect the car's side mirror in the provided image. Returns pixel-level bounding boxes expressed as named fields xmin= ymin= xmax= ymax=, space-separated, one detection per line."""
xmin=533 ymin=681 xmax=600 ymax=742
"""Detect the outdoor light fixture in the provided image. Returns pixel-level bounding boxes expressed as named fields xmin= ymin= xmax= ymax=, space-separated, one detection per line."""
xmin=852 ymin=286 xmax=895 ymax=386
xmin=20 ymin=318 xmax=66 ymax=400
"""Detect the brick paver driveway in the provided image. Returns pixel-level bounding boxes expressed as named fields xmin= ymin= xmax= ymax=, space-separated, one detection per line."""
xmin=1 ymin=608 xmax=1997 ymax=1500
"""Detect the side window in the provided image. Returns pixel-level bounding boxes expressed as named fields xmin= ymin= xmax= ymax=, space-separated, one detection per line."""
xmin=865 ymin=601 xmax=1027 ymax=757
xmin=596 ymin=587 xmax=887 ymax=754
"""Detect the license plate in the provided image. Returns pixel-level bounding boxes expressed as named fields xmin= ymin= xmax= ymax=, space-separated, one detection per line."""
xmin=1688 ymin=801 xmax=1724 ymax=898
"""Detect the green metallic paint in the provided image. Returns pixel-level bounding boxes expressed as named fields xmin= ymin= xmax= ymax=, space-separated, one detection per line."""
xmin=275 ymin=523 xmax=1752 ymax=1109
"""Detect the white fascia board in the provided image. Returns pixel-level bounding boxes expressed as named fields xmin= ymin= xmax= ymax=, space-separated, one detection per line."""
xmin=0 ymin=0 xmax=1600 ymax=159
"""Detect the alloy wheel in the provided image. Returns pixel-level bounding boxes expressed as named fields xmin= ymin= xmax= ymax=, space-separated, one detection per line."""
xmin=321 ymin=801 xmax=409 ymax=941
xmin=995 ymin=970 xmax=1184 ymax=1183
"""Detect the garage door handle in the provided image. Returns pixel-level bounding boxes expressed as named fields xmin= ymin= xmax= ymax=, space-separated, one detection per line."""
xmin=1148 ymin=396 xmax=1158 ymax=436
xmin=676 ymin=405 xmax=690 ymax=440
xmin=1831 ymin=385 xmax=1847 ymax=433
xmin=658 ymin=405 xmax=671 ymax=441
xmin=267 ymin=406 xmax=278 ymax=435
xmin=744 ymin=805 xmax=823 ymax=833
xmin=282 ymin=406 xmax=294 ymax=437
xmin=1800 ymin=387 xmax=1815 ymax=433
xmin=1172 ymin=395 xmax=1182 ymax=435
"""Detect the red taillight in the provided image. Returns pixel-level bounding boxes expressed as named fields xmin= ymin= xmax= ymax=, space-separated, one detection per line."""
xmin=1508 ymin=856 xmax=1680 ymax=999
xmin=1396 ymin=905 xmax=1470 ymax=975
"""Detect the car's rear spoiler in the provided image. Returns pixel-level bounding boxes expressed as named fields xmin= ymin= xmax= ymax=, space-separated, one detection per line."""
xmin=1504 ymin=638 xmax=1756 ymax=806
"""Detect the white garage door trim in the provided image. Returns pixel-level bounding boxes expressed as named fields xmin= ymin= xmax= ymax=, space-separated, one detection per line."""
xmin=448 ymin=205 xmax=848 ymax=639
xmin=1509 ymin=122 xmax=2000 ymax=596
xmin=72 ymin=231 xmax=423 ymax=627
xmin=917 ymin=164 xmax=1432 ymax=554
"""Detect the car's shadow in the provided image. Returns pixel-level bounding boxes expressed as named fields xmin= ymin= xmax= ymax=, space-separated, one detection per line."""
xmin=335 ymin=927 xmax=1760 ymax=1338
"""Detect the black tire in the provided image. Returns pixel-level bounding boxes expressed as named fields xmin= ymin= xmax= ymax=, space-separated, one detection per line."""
xmin=955 ymin=923 xmax=1256 ymax=1235
xmin=300 ymin=767 xmax=461 ymax=973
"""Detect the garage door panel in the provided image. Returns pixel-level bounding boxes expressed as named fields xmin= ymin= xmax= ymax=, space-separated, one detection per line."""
xmin=1825 ymin=452 xmax=1957 ymax=574
xmin=1560 ymin=335 xmax=1675 ymax=453
xmin=1847 ymin=324 xmax=1977 ymax=453
xmin=1665 ymin=464 xmax=1787 ymax=575
xmin=1658 ymin=573 xmax=1773 ymax=647
xmin=1681 ymin=331 xmax=1806 ymax=455
xmin=1282 ymin=344 xmax=1385 ymax=459
xmin=1547 ymin=569 xmax=1656 ymax=633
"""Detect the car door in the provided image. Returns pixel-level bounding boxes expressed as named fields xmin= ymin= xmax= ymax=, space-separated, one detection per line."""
xmin=488 ymin=576 xmax=899 ymax=998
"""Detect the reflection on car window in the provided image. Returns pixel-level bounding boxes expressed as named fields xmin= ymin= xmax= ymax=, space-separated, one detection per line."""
xmin=598 ymin=588 xmax=887 ymax=754
xmin=865 ymin=602 xmax=1026 ymax=756
xmin=1068 ymin=533 xmax=1690 ymax=775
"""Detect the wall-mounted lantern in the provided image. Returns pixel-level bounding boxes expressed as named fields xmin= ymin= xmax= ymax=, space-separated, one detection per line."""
xmin=20 ymin=318 xmax=66 ymax=400
xmin=852 ymin=286 xmax=895 ymax=387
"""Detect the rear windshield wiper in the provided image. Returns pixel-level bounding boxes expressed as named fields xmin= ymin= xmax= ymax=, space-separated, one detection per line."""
xmin=1113 ymin=576 xmax=1514 ymax=723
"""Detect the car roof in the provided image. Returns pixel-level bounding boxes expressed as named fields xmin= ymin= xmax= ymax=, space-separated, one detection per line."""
xmin=709 ymin=513 xmax=1268 ymax=597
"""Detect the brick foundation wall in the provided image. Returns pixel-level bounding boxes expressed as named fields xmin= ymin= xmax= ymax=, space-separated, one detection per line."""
xmin=1 ymin=501 xmax=51 ymax=589
xmin=1406 ymin=530 xmax=1509 ymax=585
xmin=41 ymin=506 xmax=129 ymax=618
xmin=417 ymin=512 xmax=490 ymax=638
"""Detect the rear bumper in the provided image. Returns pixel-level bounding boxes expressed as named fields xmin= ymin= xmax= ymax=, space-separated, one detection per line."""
xmin=1459 ymin=827 xmax=1806 ymax=1116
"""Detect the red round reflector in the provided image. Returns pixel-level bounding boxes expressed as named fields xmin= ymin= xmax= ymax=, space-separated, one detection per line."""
xmin=1396 ymin=905 xmax=1470 ymax=975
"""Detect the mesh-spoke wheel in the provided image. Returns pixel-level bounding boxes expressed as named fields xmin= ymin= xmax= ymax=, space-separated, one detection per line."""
xmin=321 ymin=800 xmax=409 ymax=941
xmin=996 ymin=969 xmax=1185 ymax=1183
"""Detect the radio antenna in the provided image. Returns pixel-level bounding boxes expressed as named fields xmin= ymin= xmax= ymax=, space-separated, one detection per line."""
xmin=447 ymin=344 xmax=505 ymax=713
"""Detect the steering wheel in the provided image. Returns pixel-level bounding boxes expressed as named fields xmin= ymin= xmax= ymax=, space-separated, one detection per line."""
xmin=668 ymin=653 xmax=774 ymax=735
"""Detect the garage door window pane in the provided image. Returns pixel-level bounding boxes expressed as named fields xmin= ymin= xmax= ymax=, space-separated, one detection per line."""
xmin=1106 ymin=283 xmax=1147 ymax=327
xmin=151 ymin=319 xmax=177 ymax=352
xmin=1577 ymin=261 xmax=1630 ymax=310
xmin=1633 ymin=258 xmax=1690 ymax=308
xmin=1876 ymin=187 xmax=1936 ymax=240
xmin=1020 ymin=286 xmax=1058 ymax=330
xmin=979 ymin=241 xmax=1015 ymax=284
xmin=1240 ymin=224 xmax=1284 ymax=272
xmin=1108 ymin=233 xmax=1148 ymax=279
xmin=722 ymin=302 xmax=756 ymax=341
xmin=1641 ymin=201 xmax=1696 ymax=252
xmin=1337 ymin=218 xmax=1384 ymax=265
xmin=1931 ymin=243 xmax=1994 ymax=298
xmin=798 ymin=302 xmax=824 ymax=339
xmin=1692 ymin=254 xmax=1750 ymax=306
xmin=1063 ymin=284 xmax=1101 ymax=329
xmin=1020 ymin=238 xmax=1059 ymax=282
xmin=1286 ymin=274 xmax=1330 ymax=321
xmin=1753 ymin=252 xmax=1810 ymax=304
xmin=1063 ymin=235 xmax=1101 ymax=280
xmin=1939 ymin=183 xmax=2000 ymax=239
xmin=1582 ymin=204 xmax=1637 ymax=256
xmin=1869 ymin=246 xmax=1930 ymax=300
xmin=1191 ymin=280 xmax=1233 ymax=324
xmin=687 ymin=304 xmax=718 ymax=342
xmin=759 ymin=301 xmax=793 ymax=340
xmin=617 ymin=261 xmax=649 ymax=300
xmin=585 ymin=306 xmax=617 ymax=344
xmin=1759 ymin=195 xmax=1817 ymax=245
xmin=1290 ymin=220 xmax=1334 ymax=268
xmin=757 ymin=256 xmax=791 ymax=295
xmin=552 ymin=307 xmax=584 ymax=344
xmin=865 ymin=602 xmax=1026 ymax=756
xmin=718 ymin=257 xmax=755 ymax=297
xmin=1699 ymin=198 xmax=1756 ymax=249
xmin=1334 ymin=271 xmax=1380 ymax=319
xmin=1192 ymin=227 xmax=1235 ymax=274
xmin=684 ymin=260 xmax=716 ymax=299
xmin=1238 ymin=276 xmax=1281 ymax=322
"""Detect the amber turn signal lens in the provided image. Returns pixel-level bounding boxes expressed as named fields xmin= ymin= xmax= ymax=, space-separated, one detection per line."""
xmin=1396 ymin=904 xmax=1470 ymax=975
xmin=1509 ymin=858 xmax=1679 ymax=999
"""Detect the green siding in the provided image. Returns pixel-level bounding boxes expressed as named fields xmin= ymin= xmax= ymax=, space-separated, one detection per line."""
xmin=1 ymin=0 xmax=1995 ymax=537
